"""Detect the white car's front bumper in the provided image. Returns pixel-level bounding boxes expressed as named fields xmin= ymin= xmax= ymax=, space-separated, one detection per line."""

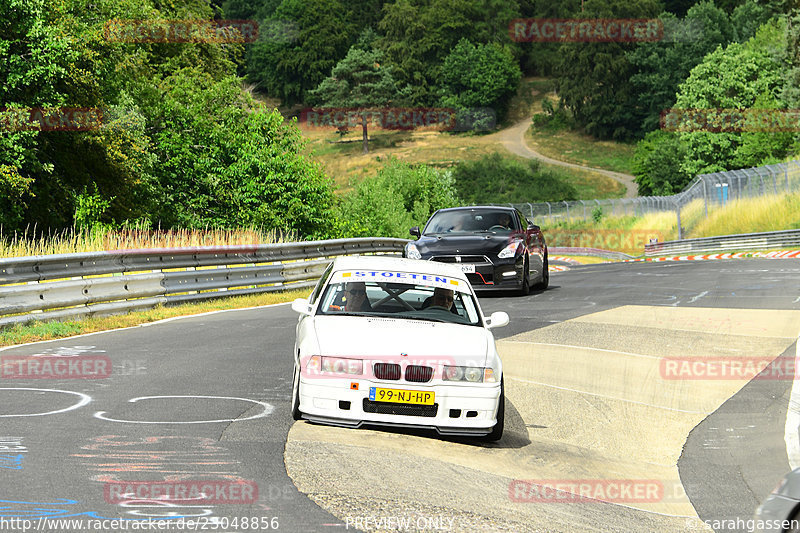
xmin=298 ymin=377 xmax=502 ymax=436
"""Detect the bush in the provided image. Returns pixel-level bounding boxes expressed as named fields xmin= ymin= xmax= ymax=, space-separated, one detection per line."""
xmin=451 ymin=153 xmax=578 ymax=205
xmin=338 ymin=159 xmax=461 ymax=238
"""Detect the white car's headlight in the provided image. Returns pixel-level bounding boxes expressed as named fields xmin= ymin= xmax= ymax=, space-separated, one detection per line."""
xmin=443 ymin=365 xmax=496 ymax=383
xmin=405 ymin=242 xmax=422 ymax=260
xmin=320 ymin=356 xmax=363 ymax=375
xmin=497 ymin=241 xmax=522 ymax=259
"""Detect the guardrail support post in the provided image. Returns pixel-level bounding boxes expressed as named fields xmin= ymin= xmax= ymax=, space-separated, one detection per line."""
xmin=676 ymin=200 xmax=683 ymax=240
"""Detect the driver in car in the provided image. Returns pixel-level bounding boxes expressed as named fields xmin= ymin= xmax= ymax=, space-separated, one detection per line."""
xmin=429 ymin=288 xmax=455 ymax=311
xmin=343 ymin=282 xmax=372 ymax=312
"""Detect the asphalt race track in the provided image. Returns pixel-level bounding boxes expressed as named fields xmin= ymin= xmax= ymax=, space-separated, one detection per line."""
xmin=1 ymin=258 xmax=799 ymax=532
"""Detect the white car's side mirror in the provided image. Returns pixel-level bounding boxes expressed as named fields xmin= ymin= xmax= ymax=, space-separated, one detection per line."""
xmin=486 ymin=311 xmax=509 ymax=329
xmin=291 ymin=298 xmax=313 ymax=316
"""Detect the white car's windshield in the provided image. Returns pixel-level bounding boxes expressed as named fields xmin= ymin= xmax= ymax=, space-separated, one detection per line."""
xmin=317 ymin=280 xmax=482 ymax=326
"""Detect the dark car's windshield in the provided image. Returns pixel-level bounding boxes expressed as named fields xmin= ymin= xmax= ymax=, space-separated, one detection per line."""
xmin=424 ymin=210 xmax=517 ymax=235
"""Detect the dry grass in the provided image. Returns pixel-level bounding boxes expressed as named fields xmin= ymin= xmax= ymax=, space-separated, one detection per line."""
xmin=691 ymin=194 xmax=800 ymax=237
xmin=0 ymin=226 xmax=291 ymax=258
xmin=300 ymin=125 xmax=503 ymax=192
xmin=297 ymin=76 xmax=631 ymax=199
xmin=525 ymin=126 xmax=636 ymax=175
xmin=542 ymin=193 xmax=800 ymax=248
xmin=0 ymin=288 xmax=309 ymax=347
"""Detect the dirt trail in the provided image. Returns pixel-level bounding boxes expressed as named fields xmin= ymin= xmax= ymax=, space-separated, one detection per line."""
xmin=492 ymin=119 xmax=639 ymax=198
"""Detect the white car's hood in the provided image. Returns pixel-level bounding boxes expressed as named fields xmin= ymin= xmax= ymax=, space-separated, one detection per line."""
xmin=312 ymin=316 xmax=490 ymax=367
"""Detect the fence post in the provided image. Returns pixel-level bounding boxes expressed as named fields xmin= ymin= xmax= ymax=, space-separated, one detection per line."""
xmin=527 ymin=203 xmax=533 ymax=219
xmin=563 ymin=201 xmax=570 ymax=220
xmin=546 ymin=202 xmax=551 ymax=224
xmin=702 ymin=177 xmax=708 ymax=217
xmin=580 ymin=200 xmax=586 ymax=221
xmin=787 ymin=164 xmax=790 ymax=194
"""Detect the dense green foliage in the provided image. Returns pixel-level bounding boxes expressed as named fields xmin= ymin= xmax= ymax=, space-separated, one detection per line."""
xmin=245 ymin=0 xmax=357 ymax=106
xmin=451 ymin=153 xmax=578 ymax=205
xmin=438 ymin=39 xmax=522 ymax=127
xmin=0 ymin=0 xmax=336 ymax=236
xmin=5 ymin=0 xmax=800 ymax=241
xmin=338 ymin=159 xmax=460 ymax=238
xmin=633 ymin=18 xmax=796 ymax=193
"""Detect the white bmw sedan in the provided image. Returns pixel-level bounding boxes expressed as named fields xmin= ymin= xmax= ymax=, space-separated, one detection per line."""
xmin=290 ymin=255 xmax=509 ymax=441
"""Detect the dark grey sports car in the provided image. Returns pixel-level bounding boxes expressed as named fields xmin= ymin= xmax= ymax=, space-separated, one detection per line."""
xmin=403 ymin=206 xmax=548 ymax=295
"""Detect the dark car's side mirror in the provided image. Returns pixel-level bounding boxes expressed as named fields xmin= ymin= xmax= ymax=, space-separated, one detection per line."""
xmin=529 ymin=224 xmax=540 ymax=232
xmin=409 ymin=226 xmax=421 ymax=237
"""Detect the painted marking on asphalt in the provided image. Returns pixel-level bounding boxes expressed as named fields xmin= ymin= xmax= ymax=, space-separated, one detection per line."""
xmin=0 ymin=388 xmax=91 ymax=417
xmin=94 ymin=395 xmax=273 ymax=424
xmin=507 ymin=376 xmax=706 ymax=415
xmin=501 ymin=341 xmax=661 ymax=360
xmin=688 ymin=291 xmax=708 ymax=304
xmin=784 ymin=335 xmax=800 ymax=470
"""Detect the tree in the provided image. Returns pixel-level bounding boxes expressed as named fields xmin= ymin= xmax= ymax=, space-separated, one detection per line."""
xmin=148 ymin=69 xmax=337 ymax=235
xmin=338 ymin=159 xmax=460 ymax=238
xmin=377 ymin=0 xmax=522 ymax=105
xmin=308 ymin=47 xmax=408 ymax=153
xmin=626 ymin=2 xmax=736 ymax=134
xmin=632 ymin=131 xmax=691 ymax=195
xmin=438 ymin=39 xmax=522 ymax=126
xmin=554 ymin=0 xmax=662 ymax=140
xmin=674 ymin=19 xmax=788 ymax=176
xmin=246 ymin=0 xmax=356 ymax=105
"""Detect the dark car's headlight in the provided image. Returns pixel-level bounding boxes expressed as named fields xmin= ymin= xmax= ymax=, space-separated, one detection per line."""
xmin=497 ymin=241 xmax=522 ymax=259
xmin=405 ymin=242 xmax=422 ymax=260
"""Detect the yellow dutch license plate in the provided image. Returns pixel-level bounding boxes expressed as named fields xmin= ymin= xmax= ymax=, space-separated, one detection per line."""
xmin=369 ymin=387 xmax=434 ymax=405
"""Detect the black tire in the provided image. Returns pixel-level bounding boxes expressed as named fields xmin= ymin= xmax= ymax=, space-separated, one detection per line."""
xmin=291 ymin=361 xmax=302 ymax=421
xmin=533 ymin=254 xmax=549 ymax=290
xmin=483 ymin=378 xmax=504 ymax=442
xmin=518 ymin=256 xmax=530 ymax=296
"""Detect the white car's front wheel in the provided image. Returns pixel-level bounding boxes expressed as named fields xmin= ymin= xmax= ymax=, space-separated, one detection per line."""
xmin=291 ymin=361 xmax=302 ymax=421
xmin=483 ymin=378 xmax=504 ymax=442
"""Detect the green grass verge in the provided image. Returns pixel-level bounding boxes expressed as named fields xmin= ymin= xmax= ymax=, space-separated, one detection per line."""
xmin=0 ymin=289 xmax=308 ymax=348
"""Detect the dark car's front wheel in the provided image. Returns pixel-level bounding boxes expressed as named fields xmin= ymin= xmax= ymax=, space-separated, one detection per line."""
xmin=533 ymin=254 xmax=549 ymax=290
xmin=518 ymin=256 xmax=530 ymax=296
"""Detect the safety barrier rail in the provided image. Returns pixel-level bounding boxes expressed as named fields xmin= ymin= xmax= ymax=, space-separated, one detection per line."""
xmin=0 ymin=238 xmax=407 ymax=328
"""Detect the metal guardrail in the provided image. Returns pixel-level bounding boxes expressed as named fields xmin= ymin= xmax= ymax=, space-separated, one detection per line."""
xmin=548 ymin=247 xmax=632 ymax=261
xmin=644 ymin=229 xmax=800 ymax=256
xmin=0 ymin=238 xmax=407 ymax=328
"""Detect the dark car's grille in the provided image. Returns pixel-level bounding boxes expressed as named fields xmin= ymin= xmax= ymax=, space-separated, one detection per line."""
xmin=373 ymin=363 xmax=401 ymax=380
xmin=363 ymin=399 xmax=438 ymax=417
xmin=405 ymin=365 xmax=433 ymax=383
xmin=430 ymin=255 xmax=491 ymax=264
